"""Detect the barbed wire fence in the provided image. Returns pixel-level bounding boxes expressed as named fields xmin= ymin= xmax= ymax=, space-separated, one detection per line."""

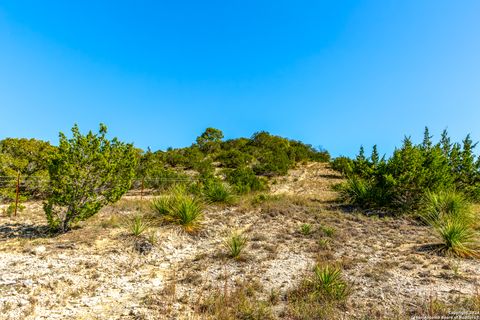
xmin=0 ymin=174 xmax=211 ymax=216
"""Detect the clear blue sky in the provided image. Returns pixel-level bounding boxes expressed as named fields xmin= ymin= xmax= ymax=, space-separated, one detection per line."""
xmin=0 ymin=1 xmax=479 ymax=157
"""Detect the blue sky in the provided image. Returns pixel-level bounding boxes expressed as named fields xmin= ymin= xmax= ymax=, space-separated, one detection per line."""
xmin=0 ymin=1 xmax=479 ymax=157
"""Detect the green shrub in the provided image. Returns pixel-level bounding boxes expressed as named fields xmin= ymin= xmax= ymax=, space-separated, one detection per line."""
xmin=43 ymin=124 xmax=137 ymax=232
xmin=196 ymin=127 xmax=224 ymax=154
xmin=225 ymin=166 xmax=267 ymax=194
xmin=203 ymin=180 xmax=234 ymax=204
xmin=143 ymin=167 xmax=191 ymax=191
xmin=339 ymin=176 xmax=381 ymax=208
xmin=216 ymin=149 xmax=252 ymax=168
xmin=0 ymin=138 xmax=56 ymax=200
xmin=333 ymin=128 xmax=480 ymax=214
xmin=331 ymin=156 xmax=354 ymax=176
xmin=224 ymin=231 xmax=248 ymax=259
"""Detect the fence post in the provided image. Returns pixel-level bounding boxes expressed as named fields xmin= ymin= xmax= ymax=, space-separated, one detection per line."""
xmin=141 ymin=177 xmax=145 ymax=200
xmin=14 ymin=171 xmax=20 ymax=217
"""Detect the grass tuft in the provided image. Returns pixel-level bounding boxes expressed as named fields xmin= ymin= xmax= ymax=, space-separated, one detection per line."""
xmin=127 ymin=215 xmax=149 ymax=237
xmin=300 ymin=223 xmax=312 ymax=236
xmin=224 ymin=231 xmax=248 ymax=259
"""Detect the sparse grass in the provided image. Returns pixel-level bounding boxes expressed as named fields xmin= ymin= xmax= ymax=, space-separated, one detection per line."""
xmin=318 ymin=238 xmax=331 ymax=249
xmin=300 ymin=223 xmax=312 ymax=235
xmin=224 ymin=231 xmax=248 ymax=259
xmin=152 ymin=187 xmax=203 ymax=232
xmin=100 ymin=215 xmax=121 ymax=228
xmin=203 ymin=180 xmax=235 ymax=204
xmin=286 ymin=264 xmax=350 ymax=319
xmin=127 ymin=215 xmax=149 ymax=236
xmin=198 ymin=283 xmax=275 ymax=320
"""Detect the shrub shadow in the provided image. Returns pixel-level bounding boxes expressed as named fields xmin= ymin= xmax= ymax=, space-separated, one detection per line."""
xmin=0 ymin=222 xmax=52 ymax=240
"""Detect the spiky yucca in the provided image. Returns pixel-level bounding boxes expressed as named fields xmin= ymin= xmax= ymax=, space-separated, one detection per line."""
xmin=309 ymin=265 xmax=349 ymax=300
xmin=420 ymin=190 xmax=479 ymax=258
xmin=152 ymin=187 xmax=203 ymax=232
xmin=224 ymin=231 xmax=248 ymax=259
xmin=128 ymin=215 xmax=149 ymax=237
xmin=420 ymin=190 xmax=473 ymax=224
xmin=203 ymin=180 xmax=234 ymax=204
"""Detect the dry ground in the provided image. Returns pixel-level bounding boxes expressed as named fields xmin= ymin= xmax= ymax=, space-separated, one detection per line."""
xmin=0 ymin=163 xmax=479 ymax=319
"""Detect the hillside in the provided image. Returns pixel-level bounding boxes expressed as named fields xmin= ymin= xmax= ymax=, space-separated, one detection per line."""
xmin=1 ymin=162 xmax=479 ymax=319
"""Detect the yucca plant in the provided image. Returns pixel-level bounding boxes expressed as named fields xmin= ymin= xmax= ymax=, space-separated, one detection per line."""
xmin=203 ymin=180 xmax=234 ymax=204
xmin=151 ymin=196 xmax=174 ymax=216
xmin=300 ymin=223 xmax=312 ymax=236
xmin=128 ymin=215 xmax=149 ymax=237
xmin=419 ymin=190 xmax=473 ymax=225
xmin=433 ymin=216 xmax=479 ymax=258
xmin=151 ymin=187 xmax=203 ymax=232
xmin=308 ymin=265 xmax=349 ymax=300
xmin=174 ymin=197 xmax=203 ymax=232
xmin=321 ymin=226 xmax=336 ymax=237
xmin=339 ymin=176 xmax=373 ymax=208
xmin=420 ymin=190 xmax=479 ymax=258
xmin=224 ymin=231 xmax=248 ymax=259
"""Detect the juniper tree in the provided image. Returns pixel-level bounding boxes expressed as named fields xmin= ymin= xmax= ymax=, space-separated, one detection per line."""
xmin=422 ymin=127 xmax=433 ymax=150
xmin=370 ymin=145 xmax=379 ymax=167
xmin=44 ymin=124 xmax=137 ymax=232
xmin=440 ymin=129 xmax=451 ymax=156
xmin=196 ymin=127 xmax=224 ymax=154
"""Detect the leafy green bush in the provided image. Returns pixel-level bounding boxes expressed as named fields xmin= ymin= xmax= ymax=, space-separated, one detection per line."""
xmin=216 ymin=149 xmax=252 ymax=168
xmin=339 ymin=176 xmax=392 ymax=209
xmin=334 ymin=128 xmax=480 ymax=214
xmin=144 ymin=168 xmax=191 ymax=190
xmin=44 ymin=124 xmax=137 ymax=232
xmin=196 ymin=127 xmax=224 ymax=154
xmin=0 ymin=138 xmax=56 ymax=201
xmin=331 ymin=156 xmax=354 ymax=176
xmin=225 ymin=166 xmax=267 ymax=194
